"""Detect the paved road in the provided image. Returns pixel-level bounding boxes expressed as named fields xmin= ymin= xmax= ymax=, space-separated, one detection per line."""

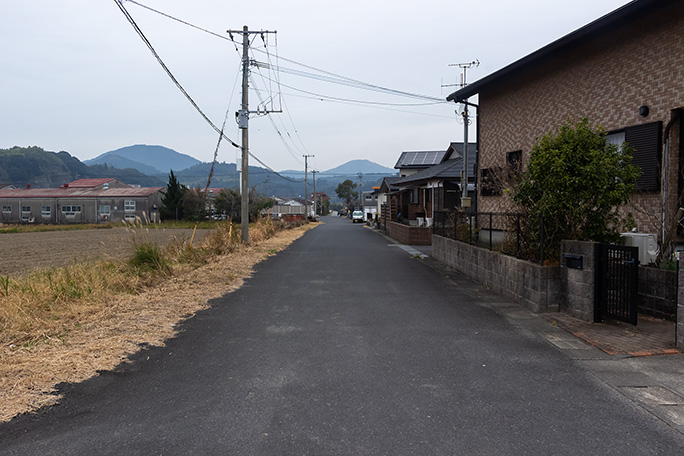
xmin=2 ymin=217 xmax=684 ymax=455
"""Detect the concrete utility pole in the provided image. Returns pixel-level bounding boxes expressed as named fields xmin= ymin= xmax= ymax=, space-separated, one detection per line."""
xmin=228 ymin=25 xmax=278 ymax=243
xmin=312 ymin=170 xmax=317 ymax=216
xmin=303 ymin=155 xmax=314 ymax=217
xmin=444 ymin=60 xmax=479 ymax=209
xmin=239 ymin=26 xmax=250 ymax=242
xmin=357 ymin=173 xmax=363 ymax=211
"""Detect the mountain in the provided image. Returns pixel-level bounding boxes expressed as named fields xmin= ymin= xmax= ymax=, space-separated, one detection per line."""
xmin=324 ymin=159 xmax=395 ymax=175
xmin=85 ymin=145 xmax=201 ymax=175
xmin=0 ymin=146 xmax=164 ymax=187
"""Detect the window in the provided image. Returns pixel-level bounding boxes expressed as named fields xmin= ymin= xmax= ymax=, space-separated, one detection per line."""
xmin=21 ymin=205 xmax=31 ymax=213
xmin=41 ymin=206 xmax=51 ymax=217
xmin=506 ymin=150 xmax=523 ymax=177
xmin=124 ymin=214 xmax=137 ymax=223
xmin=99 ymin=205 xmax=110 ymax=215
xmin=124 ymin=200 xmax=136 ymax=211
xmin=61 ymin=205 xmax=82 ymax=215
xmin=2 ymin=205 xmax=11 ymax=213
xmin=624 ymin=121 xmax=662 ymax=191
xmin=480 ymin=168 xmax=502 ymax=196
xmin=409 ymin=189 xmax=419 ymax=204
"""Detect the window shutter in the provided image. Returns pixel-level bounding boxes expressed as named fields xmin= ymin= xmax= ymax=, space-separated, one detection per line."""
xmin=625 ymin=121 xmax=662 ymax=191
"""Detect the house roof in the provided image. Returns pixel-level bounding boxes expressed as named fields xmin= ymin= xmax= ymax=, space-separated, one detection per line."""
xmin=0 ymin=187 xmax=163 ymax=198
xmin=394 ymin=150 xmax=448 ymax=169
xmin=396 ymin=153 xmax=478 ymax=187
xmin=66 ymin=178 xmax=120 ymax=188
xmin=446 ymin=0 xmax=676 ymax=103
xmin=376 ymin=176 xmax=403 ymax=194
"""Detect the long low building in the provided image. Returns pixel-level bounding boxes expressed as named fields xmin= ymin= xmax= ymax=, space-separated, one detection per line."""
xmin=0 ymin=178 xmax=163 ymax=224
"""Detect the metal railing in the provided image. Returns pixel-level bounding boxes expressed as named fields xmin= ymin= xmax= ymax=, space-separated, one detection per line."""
xmin=433 ymin=210 xmax=546 ymax=265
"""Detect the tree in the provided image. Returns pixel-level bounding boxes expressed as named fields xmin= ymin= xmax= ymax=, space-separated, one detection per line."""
xmin=512 ymin=118 xmax=640 ymax=258
xmin=335 ymin=179 xmax=358 ymax=209
xmin=213 ymin=187 xmax=274 ymax=222
xmin=181 ymin=187 xmax=209 ymax=221
xmin=160 ymin=170 xmax=188 ymax=221
xmin=214 ymin=188 xmax=241 ymax=221
xmin=315 ymin=191 xmax=330 ymax=215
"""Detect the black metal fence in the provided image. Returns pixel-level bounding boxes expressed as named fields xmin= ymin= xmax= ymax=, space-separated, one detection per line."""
xmin=433 ymin=210 xmax=546 ymax=265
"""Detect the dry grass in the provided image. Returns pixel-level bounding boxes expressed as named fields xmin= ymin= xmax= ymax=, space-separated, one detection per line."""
xmin=0 ymin=218 xmax=317 ymax=423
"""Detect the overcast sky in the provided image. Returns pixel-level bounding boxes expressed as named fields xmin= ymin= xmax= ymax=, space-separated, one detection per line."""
xmin=1 ymin=0 xmax=631 ymax=172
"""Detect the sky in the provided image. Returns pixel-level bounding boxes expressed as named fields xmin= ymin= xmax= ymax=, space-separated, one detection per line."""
xmin=1 ymin=0 xmax=632 ymax=173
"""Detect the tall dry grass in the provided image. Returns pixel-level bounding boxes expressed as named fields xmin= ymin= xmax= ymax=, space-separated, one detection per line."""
xmin=0 ymin=217 xmax=300 ymax=350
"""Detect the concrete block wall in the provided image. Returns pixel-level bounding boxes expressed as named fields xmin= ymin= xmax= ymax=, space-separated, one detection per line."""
xmin=678 ymin=266 xmax=684 ymax=349
xmin=560 ymin=240 xmax=597 ymax=322
xmin=639 ymin=267 xmax=677 ymax=320
xmin=432 ymin=235 xmax=560 ymax=313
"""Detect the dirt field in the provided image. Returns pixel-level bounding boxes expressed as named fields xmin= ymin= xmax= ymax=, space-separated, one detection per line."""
xmin=0 ymin=228 xmax=210 ymax=276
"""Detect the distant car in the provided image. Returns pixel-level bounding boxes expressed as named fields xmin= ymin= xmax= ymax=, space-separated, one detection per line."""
xmin=352 ymin=211 xmax=364 ymax=223
xmin=337 ymin=210 xmax=346 ymax=216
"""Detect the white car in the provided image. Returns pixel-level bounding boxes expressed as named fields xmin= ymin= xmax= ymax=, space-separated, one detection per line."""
xmin=352 ymin=211 xmax=364 ymax=223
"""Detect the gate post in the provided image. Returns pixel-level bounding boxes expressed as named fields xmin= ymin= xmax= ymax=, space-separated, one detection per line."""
xmin=560 ymin=240 xmax=597 ymax=322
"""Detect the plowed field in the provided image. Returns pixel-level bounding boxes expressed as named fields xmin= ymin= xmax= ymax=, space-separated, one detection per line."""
xmin=0 ymin=228 xmax=209 ymax=276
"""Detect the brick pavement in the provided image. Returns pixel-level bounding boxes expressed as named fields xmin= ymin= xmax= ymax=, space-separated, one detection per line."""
xmin=543 ymin=313 xmax=679 ymax=357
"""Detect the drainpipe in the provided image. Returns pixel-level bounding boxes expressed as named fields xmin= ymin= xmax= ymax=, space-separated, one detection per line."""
xmin=662 ymin=111 xmax=681 ymax=247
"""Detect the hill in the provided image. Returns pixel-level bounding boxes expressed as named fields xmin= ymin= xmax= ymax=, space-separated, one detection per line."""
xmin=85 ymin=145 xmax=201 ymax=175
xmin=0 ymin=146 xmax=164 ymax=187
xmin=324 ymin=159 xmax=395 ymax=175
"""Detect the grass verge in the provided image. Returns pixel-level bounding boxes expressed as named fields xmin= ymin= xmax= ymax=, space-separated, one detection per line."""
xmin=0 ymin=217 xmax=316 ymax=423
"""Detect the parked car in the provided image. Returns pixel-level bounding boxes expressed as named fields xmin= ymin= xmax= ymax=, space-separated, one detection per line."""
xmin=352 ymin=211 xmax=364 ymax=223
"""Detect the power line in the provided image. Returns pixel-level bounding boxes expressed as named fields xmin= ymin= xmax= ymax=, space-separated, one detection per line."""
xmin=113 ymin=0 xmax=240 ymax=149
xmin=122 ymin=0 xmax=448 ymax=104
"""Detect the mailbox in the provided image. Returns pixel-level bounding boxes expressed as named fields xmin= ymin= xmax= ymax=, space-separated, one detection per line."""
xmin=563 ymin=253 xmax=583 ymax=270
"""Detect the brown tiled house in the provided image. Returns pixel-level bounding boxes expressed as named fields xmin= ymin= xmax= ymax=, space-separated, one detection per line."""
xmin=447 ymin=0 xmax=684 ymax=247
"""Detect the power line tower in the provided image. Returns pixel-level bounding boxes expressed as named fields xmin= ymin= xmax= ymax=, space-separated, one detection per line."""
xmin=227 ymin=25 xmax=278 ymax=244
xmin=443 ymin=60 xmax=479 ymax=209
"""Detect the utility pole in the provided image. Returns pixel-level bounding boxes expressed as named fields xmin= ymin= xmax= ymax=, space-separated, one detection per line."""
xmin=357 ymin=172 xmax=363 ymax=211
xmin=228 ymin=25 xmax=277 ymax=243
xmin=444 ymin=60 xmax=479 ymax=209
xmin=303 ymin=154 xmax=314 ymax=218
xmin=312 ymin=170 xmax=317 ymax=216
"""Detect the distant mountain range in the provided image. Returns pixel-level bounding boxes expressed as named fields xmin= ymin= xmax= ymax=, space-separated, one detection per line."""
xmin=1 ymin=145 xmax=398 ymax=201
xmin=84 ymin=145 xmax=201 ymax=175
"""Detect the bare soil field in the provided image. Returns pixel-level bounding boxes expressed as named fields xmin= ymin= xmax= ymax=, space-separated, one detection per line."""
xmin=0 ymin=228 xmax=209 ymax=277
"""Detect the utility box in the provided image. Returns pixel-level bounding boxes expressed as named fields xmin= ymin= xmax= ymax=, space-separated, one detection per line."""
xmin=621 ymin=233 xmax=658 ymax=265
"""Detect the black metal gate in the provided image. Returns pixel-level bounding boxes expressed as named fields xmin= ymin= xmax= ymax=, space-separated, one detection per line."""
xmin=595 ymin=243 xmax=639 ymax=325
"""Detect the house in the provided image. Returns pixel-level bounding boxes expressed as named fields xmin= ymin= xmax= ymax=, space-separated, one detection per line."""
xmin=269 ymin=197 xmax=305 ymax=220
xmin=362 ymin=190 xmax=378 ymax=221
xmin=446 ymin=0 xmax=684 ymax=248
xmin=389 ymin=143 xmax=477 ymax=225
xmin=0 ymin=180 xmax=163 ymax=224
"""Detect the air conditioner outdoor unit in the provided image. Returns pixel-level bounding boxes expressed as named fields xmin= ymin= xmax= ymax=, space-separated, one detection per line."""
xmin=621 ymin=233 xmax=658 ymax=265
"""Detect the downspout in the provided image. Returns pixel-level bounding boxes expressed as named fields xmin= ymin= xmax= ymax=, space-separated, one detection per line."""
xmin=662 ymin=110 xmax=681 ymax=248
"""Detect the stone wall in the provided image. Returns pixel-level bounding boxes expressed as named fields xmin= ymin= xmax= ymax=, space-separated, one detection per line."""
xmin=678 ymin=266 xmax=684 ymax=348
xmin=432 ymin=235 xmax=560 ymax=313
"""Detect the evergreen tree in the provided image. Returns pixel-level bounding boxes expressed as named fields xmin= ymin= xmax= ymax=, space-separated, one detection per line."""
xmin=160 ymin=170 xmax=187 ymax=221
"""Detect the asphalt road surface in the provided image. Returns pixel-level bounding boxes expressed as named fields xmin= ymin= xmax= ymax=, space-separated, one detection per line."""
xmin=2 ymin=216 xmax=684 ymax=455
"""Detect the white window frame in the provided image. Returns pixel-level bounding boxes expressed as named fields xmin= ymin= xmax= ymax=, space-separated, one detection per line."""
xmin=2 ymin=205 xmax=11 ymax=213
xmin=124 ymin=200 xmax=136 ymax=212
xmin=21 ymin=205 xmax=31 ymax=213
xmin=41 ymin=205 xmax=51 ymax=217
